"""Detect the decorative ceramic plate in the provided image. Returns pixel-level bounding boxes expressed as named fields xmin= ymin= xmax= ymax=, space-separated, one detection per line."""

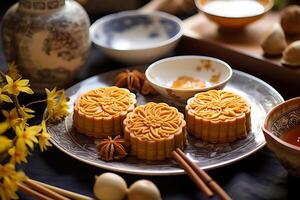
xmin=47 ymin=67 xmax=283 ymax=175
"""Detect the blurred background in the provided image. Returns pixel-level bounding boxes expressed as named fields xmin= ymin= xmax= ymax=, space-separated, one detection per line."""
xmin=0 ymin=0 xmax=149 ymax=17
xmin=0 ymin=0 xmax=299 ymax=86
xmin=1 ymin=0 xmax=298 ymax=19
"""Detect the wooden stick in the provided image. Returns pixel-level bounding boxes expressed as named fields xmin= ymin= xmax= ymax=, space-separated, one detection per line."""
xmin=176 ymin=148 xmax=232 ymax=200
xmin=30 ymin=179 xmax=95 ymax=200
xmin=24 ymin=179 xmax=71 ymax=200
xmin=172 ymin=151 xmax=214 ymax=198
xmin=17 ymin=183 xmax=53 ymax=200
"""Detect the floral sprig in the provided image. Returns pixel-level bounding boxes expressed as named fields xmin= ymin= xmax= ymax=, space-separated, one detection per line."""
xmin=0 ymin=63 xmax=69 ymax=200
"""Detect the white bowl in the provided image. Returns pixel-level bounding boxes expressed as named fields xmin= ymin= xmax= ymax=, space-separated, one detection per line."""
xmin=90 ymin=11 xmax=183 ymax=65
xmin=145 ymin=56 xmax=232 ymax=104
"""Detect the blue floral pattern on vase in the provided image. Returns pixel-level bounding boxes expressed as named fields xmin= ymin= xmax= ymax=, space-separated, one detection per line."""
xmin=1 ymin=0 xmax=90 ymax=92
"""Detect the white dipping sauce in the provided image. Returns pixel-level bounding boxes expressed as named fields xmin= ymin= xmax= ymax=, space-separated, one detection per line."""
xmin=203 ymin=0 xmax=265 ymax=18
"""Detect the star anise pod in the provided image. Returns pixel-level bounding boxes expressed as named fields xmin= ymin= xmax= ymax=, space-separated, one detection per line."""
xmin=141 ymin=80 xmax=158 ymax=95
xmin=115 ymin=70 xmax=145 ymax=93
xmin=95 ymin=135 xmax=130 ymax=161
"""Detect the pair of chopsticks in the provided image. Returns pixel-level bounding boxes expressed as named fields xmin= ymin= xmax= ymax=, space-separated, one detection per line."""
xmin=17 ymin=178 xmax=95 ymax=200
xmin=18 ymin=152 xmax=230 ymax=200
xmin=172 ymin=148 xmax=232 ymax=200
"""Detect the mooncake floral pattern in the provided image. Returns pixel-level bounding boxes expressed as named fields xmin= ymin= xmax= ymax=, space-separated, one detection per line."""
xmin=188 ymin=90 xmax=250 ymax=121
xmin=125 ymin=102 xmax=184 ymax=141
xmin=75 ymin=87 xmax=135 ymax=117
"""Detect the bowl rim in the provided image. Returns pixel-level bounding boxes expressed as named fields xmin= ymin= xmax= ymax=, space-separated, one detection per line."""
xmin=195 ymin=0 xmax=274 ymax=19
xmin=263 ymin=96 xmax=300 ymax=151
xmin=145 ymin=55 xmax=233 ymax=92
xmin=89 ymin=10 xmax=183 ymax=51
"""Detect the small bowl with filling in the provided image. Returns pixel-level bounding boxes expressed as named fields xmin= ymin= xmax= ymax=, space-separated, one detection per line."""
xmin=195 ymin=0 xmax=274 ymax=28
xmin=263 ymin=97 xmax=300 ymax=177
xmin=145 ymin=55 xmax=232 ymax=104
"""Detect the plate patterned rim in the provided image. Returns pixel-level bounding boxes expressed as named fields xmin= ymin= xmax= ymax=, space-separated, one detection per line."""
xmin=48 ymin=68 xmax=284 ymax=175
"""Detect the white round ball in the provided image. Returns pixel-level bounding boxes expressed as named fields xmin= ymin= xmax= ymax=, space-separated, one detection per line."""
xmin=93 ymin=173 xmax=128 ymax=200
xmin=128 ymin=180 xmax=161 ymax=200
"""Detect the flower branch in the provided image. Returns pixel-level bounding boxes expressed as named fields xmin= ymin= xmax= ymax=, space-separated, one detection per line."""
xmin=0 ymin=63 xmax=69 ymax=200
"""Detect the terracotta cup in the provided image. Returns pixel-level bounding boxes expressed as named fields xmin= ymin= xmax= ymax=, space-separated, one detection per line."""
xmin=195 ymin=0 xmax=274 ymax=28
xmin=263 ymin=97 xmax=300 ymax=177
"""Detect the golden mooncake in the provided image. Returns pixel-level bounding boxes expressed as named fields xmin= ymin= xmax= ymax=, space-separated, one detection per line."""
xmin=186 ymin=90 xmax=251 ymax=143
xmin=73 ymin=86 xmax=136 ymax=138
xmin=124 ymin=102 xmax=187 ymax=161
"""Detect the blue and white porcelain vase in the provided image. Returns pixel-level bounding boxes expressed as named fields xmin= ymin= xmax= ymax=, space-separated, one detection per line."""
xmin=1 ymin=0 xmax=90 ymax=92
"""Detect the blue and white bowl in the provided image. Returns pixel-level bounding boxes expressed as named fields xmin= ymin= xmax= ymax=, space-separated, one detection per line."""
xmin=90 ymin=11 xmax=183 ymax=65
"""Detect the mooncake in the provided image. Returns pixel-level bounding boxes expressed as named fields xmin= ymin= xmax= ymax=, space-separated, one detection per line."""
xmin=124 ymin=102 xmax=187 ymax=160
xmin=186 ymin=90 xmax=251 ymax=143
xmin=73 ymin=86 xmax=136 ymax=138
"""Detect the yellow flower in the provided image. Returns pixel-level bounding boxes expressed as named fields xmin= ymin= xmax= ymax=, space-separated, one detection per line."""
xmin=19 ymin=106 xmax=35 ymax=120
xmin=3 ymin=76 xmax=34 ymax=96
xmin=0 ymin=164 xmax=23 ymax=200
xmin=46 ymin=90 xmax=69 ymax=122
xmin=38 ymin=120 xmax=52 ymax=152
xmin=45 ymin=87 xmax=58 ymax=110
xmin=0 ymin=108 xmax=22 ymax=133
xmin=8 ymin=142 xmax=28 ymax=164
xmin=16 ymin=123 xmax=41 ymax=150
xmin=0 ymin=88 xmax=12 ymax=103
xmin=0 ymin=136 xmax=12 ymax=154
xmin=0 ymin=163 xmax=14 ymax=177
xmin=7 ymin=62 xmax=22 ymax=81
xmin=10 ymin=170 xmax=27 ymax=185
xmin=0 ymin=122 xmax=9 ymax=135
xmin=2 ymin=109 xmax=20 ymax=126
xmin=0 ymin=176 xmax=19 ymax=200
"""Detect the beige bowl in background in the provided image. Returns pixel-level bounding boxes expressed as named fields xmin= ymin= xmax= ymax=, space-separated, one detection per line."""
xmin=195 ymin=0 xmax=274 ymax=28
xmin=145 ymin=55 xmax=232 ymax=105
xmin=263 ymin=97 xmax=300 ymax=177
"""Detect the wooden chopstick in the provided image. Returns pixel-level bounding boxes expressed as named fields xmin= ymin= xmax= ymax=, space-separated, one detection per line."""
xmin=19 ymin=178 xmax=95 ymax=200
xmin=17 ymin=182 xmax=53 ymax=200
xmin=24 ymin=179 xmax=71 ymax=200
xmin=175 ymin=148 xmax=232 ymax=200
xmin=172 ymin=150 xmax=214 ymax=198
xmin=30 ymin=179 xmax=95 ymax=200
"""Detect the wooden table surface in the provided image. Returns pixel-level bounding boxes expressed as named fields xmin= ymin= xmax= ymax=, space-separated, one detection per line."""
xmin=181 ymin=12 xmax=300 ymax=86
